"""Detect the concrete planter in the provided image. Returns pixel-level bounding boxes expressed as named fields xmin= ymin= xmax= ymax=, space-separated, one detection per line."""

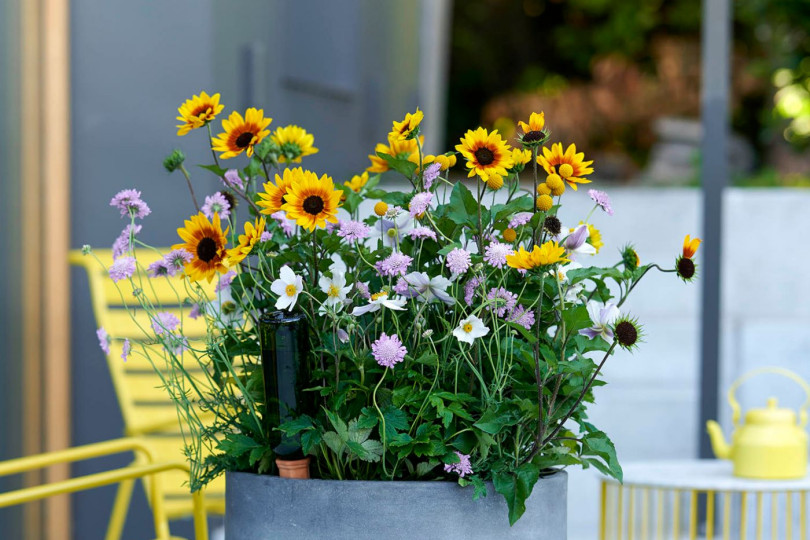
xmin=225 ymin=470 xmax=567 ymax=540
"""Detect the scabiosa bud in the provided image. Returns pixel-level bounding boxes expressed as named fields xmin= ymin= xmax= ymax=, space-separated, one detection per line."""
xmin=81 ymin=244 xmax=92 ymax=255
xmin=163 ymin=149 xmax=186 ymax=172
xmin=543 ymin=215 xmax=562 ymax=236
xmin=614 ymin=316 xmax=643 ymax=350
xmin=676 ymin=256 xmax=696 ymax=281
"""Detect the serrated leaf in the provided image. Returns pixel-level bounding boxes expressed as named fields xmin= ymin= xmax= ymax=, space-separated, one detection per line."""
xmin=471 ymin=475 xmax=488 ymax=500
xmin=492 ymin=463 xmax=541 ymax=526
xmin=324 ymin=409 xmax=349 ymax=440
xmin=377 ymin=152 xmax=418 ymax=178
xmin=322 ymin=431 xmax=344 ymax=457
xmin=360 ymin=439 xmax=384 ymax=462
xmin=581 ymin=431 xmax=623 ymax=482
xmin=447 ymin=182 xmax=479 ymax=227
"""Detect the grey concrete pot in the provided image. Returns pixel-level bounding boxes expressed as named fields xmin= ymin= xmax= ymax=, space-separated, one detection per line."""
xmin=225 ymin=470 xmax=567 ymax=539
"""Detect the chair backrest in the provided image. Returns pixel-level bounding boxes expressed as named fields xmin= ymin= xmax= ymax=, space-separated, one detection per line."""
xmin=69 ymin=249 xmax=217 ymax=437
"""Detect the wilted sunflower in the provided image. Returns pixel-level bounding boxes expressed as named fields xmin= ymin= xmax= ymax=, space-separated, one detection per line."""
xmin=366 ymin=136 xmax=420 ymax=173
xmin=212 ymin=108 xmax=272 ymax=159
xmin=455 ymin=127 xmax=514 ymax=183
xmin=271 ymin=125 xmax=318 ymax=163
xmin=176 ymin=91 xmax=224 ymax=136
xmin=390 ymin=108 xmax=423 ymax=141
xmin=517 ymin=111 xmax=548 ymax=146
xmin=173 ymin=213 xmax=229 ymax=282
xmin=282 ymin=170 xmax=342 ymax=231
xmin=227 ymin=217 xmax=266 ymax=266
xmin=537 ymin=143 xmax=594 ymax=191
xmin=257 ymin=167 xmax=299 ymax=215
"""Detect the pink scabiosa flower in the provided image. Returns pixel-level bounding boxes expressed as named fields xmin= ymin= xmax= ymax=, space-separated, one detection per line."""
xmin=507 ymin=305 xmax=535 ymax=330
xmin=375 ymin=252 xmax=413 ymax=277
xmin=121 ymin=339 xmax=131 ymax=362
xmin=355 ymin=281 xmax=371 ymax=300
xmin=270 ymin=211 xmax=294 ymax=237
xmin=110 ymin=189 xmax=151 ymax=219
xmin=337 ymin=220 xmax=371 ymax=242
xmin=483 ymin=242 xmax=514 ymax=269
xmin=409 ymin=192 xmax=433 ymax=217
xmin=151 ymin=312 xmax=180 ymax=335
xmin=260 ymin=231 xmax=272 ymax=242
xmin=112 ymin=224 xmax=142 ymax=259
xmin=588 ymin=189 xmax=614 ymax=216
xmin=222 ymin=169 xmax=245 ymax=190
xmin=422 ymin=162 xmax=441 ymax=190
xmin=201 ymin=192 xmax=231 ymax=221
xmin=371 ymin=332 xmax=407 ymax=368
xmin=164 ymin=335 xmax=188 ymax=355
xmin=464 ymin=276 xmax=482 ymax=306
xmin=162 ymin=249 xmax=193 ymax=277
xmin=509 ymin=212 xmax=533 ymax=229
xmin=446 ymin=248 xmax=471 ymax=276
xmin=408 ymin=227 xmax=437 ymax=241
xmin=444 ymin=451 xmax=473 ymax=478
xmin=147 ymin=259 xmax=170 ymax=278
xmin=108 ymin=257 xmax=136 ymax=282
xmin=216 ymin=270 xmax=237 ymax=292
xmin=97 ymin=327 xmax=111 ymax=355
xmin=486 ymin=287 xmax=517 ymax=317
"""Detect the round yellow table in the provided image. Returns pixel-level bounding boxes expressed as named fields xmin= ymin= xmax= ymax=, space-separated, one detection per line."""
xmin=600 ymin=460 xmax=810 ymax=540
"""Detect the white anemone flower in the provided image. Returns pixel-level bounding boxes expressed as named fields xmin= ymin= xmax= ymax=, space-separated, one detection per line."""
xmin=319 ymin=271 xmax=352 ymax=312
xmin=401 ymin=272 xmax=454 ymax=304
xmin=270 ymin=266 xmax=303 ymax=311
xmin=329 ymin=253 xmax=347 ymax=275
xmin=204 ymin=285 xmax=244 ymax=327
xmin=559 ymin=224 xmax=596 ymax=258
xmin=579 ymin=301 xmax=620 ymax=341
xmin=351 ymin=291 xmax=407 ymax=316
xmin=550 ymin=261 xmax=584 ymax=303
xmin=453 ymin=314 xmax=490 ymax=345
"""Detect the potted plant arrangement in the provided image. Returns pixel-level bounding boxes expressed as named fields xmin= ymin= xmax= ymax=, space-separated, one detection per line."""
xmin=87 ymin=93 xmax=700 ymax=539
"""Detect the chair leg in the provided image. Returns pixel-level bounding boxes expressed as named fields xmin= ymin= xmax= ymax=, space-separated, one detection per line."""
xmin=105 ymin=478 xmax=135 ymax=540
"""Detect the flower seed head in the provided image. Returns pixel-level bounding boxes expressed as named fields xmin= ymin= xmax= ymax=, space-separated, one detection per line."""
xmin=677 ymin=256 xmax=696 ymax=281
xmin=543 ymin=216 xmax=562 ymax=235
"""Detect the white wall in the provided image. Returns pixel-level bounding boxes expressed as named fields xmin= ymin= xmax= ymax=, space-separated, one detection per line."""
xmin=564 ymin=187 xmax=810 ymax=539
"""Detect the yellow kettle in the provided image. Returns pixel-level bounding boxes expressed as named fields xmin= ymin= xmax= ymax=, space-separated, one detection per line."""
xmin=706 ymin=367 xmax=810 ymax=479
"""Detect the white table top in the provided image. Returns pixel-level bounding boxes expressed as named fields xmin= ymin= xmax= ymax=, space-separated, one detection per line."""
xmin=603 ymin=460 xmax=810 ymax=491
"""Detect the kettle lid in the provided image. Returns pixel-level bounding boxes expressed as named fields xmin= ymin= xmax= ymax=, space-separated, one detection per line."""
xmin=745 ymin=397 xmax=796 ymax=425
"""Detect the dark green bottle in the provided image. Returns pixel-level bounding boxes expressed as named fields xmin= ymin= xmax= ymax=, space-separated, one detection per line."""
xmin=258 ymin=310 xmax=311 ymax=459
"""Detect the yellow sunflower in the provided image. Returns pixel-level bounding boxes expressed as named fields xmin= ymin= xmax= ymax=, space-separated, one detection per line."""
xmin=271 ymin=125 xmax=318 ymax=163
xmin=176 ymin=91 xmax=224 ymax=136
xmin=390 ymin=108 xmax=424 ymax=141
xmin=212 ymin=108 xmax=272 ymax=159
xmin=506 ymin=241 xmax=569 ymax=270
xmin=173 ymin=213 xmax=230 ymax=283
xmin=227 ymin=217 xmax=266 ymax=265
xmin=517 ymin=111 xmax=546 ymax=145
xmin=257 ymin=167 xmax=299 ymax=215
xmin=344 ymin=171 xmax=370 ymax=193
xmin=281 ymin=170 xmax=343 ymax=231
xmin=455 ymin=127 xmax=514 ymax=183
xmin=537 ymin=143 xmax=594 ymax=190
xmin=584 ymin=223 xmax=603 ymax=253
xmin=366 ymin=136 xmax=420 ymax=173
xmin=682 ymin=235 xmax=702 ymax=259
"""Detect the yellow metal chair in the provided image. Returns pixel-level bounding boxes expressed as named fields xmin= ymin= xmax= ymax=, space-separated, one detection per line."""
xmin=0 ymin=438 xmax=208 ymax=540
xmin=70 ymin=249 xmax=225 ymax=540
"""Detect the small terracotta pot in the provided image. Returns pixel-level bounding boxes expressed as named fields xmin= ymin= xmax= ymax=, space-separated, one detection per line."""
xmin=276 ymin=456 xmax=311 ymax=479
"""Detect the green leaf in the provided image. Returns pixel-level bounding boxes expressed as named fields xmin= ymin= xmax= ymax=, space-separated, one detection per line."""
xmin=581 ymin=431 xmax=623 ymax=482
xmin=322 ymin=432 xmax=344 ymax=457
xmin=324 ymin=410 xmax=349 ymax=440
xmin=278 ymin=416 xmax=314 ymax=436
xmin=301 ymin=430 xmax=321 ymax=456
xmin=471 ymin=475 xmax=488 ymax=500
xmin=492 ymin=197 xmax=533 ymax=224
xmin=447 ymin=182 xmax=479 ymax=227
xmin=492 ymin=463 xmax=541 ymax=525
xmin=416 ymin=461 xmax=438 ymax=477
xmin=359 ymin=439 xmax=384 ymax=462
xmin=198 ymin=164 xmax=226 ymax=177
xmin=377 ymin=152 xmax=418 ymax=178
xmin=383 ymin=406 xmax=409 ymax=439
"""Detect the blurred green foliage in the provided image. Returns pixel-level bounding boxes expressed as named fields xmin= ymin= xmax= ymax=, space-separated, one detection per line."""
xmin=448 ymin=0 xmax=810 ymax=155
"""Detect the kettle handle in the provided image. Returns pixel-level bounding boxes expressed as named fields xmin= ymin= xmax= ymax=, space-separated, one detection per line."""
xmin=728 ymin=367 xmax=810 ymax=428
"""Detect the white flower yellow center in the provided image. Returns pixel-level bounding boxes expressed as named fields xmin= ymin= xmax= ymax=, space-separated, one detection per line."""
xmin=328 ymin=284 xmax=340 ymax=297
xmin=386 ymin=229 xmax=397 ymax=238
xmin=285 ymin=284 xmax=297 ymax=297
xmin=463 ymin=323 xmax=473 ymax=333
xmin=371 ymin=291 xmax=388 ymax=301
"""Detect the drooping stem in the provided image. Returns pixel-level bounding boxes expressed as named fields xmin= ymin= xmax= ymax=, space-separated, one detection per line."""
xmin=178 ymin=164 xmax=201 ymax=212
xmin=206 ymin=123 xmax=221 ymax=169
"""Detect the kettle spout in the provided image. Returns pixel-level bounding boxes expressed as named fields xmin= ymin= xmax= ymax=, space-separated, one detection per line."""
xmin=706 ymin=420 xmax=731 ymax=459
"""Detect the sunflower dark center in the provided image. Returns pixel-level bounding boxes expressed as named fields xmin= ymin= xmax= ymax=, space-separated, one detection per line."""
xmin=677 ymin=257 xmax=695 ymax=279
xmin=523 ymin=130 xmax=544 ymax=142
xmin=235 ymin=131 xmax=254 ymax=148
xmin=615 ymin=321 xmax=638 ymax=347
xmin=197 ymin=237 xmax=218 ymax=263
xmin=303 ymin=195 xmax=325 ymax=216
xmin=474 ymin=147 xmax=495 ymax=166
